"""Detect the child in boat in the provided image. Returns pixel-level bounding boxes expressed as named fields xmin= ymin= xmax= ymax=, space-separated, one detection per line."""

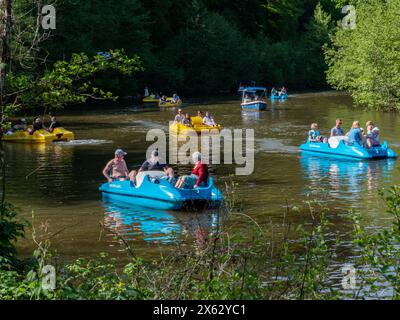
xmin=203 ymin=111 xmax=216 ymax=126
xmin=159 ymin=95 xmax=168 ymax=104
xmin=175 ymin=152 xmax=209 ymax=189
xmin=279 ymin=86 xmax=287 ymax=96
xmin=308 ymin=123 xmax=327 ymax=143
xmin=365 ymin=121 xmax=380 ymax=148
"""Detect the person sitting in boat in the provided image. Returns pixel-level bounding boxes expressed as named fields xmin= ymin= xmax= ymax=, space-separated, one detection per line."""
xmin=135 ymin=149 xmax=176 ymax=184
xmin=308 ymin=123 xmax=327 ymax=143
xmin=365 ymin=121 xmax=380 ymax=148
xmin=183 ymin=113 xmax=192 ymax=127
xmin=174 ymin=109 xmax=185 ymax=123
xmin=243 ymin=93 xmax=251 ymax=103
xmin=202 ymin=111 xmax=216 ymax=126
xmin=144 ymin=87 xmax=149 ymax=97
xmin=28 ymin=117 xmax=44 ymax=135
xmin=10 ymin=118 xmax=27 ymax=132
xmin=346 ymin=121 xmax=363 ymax=146
xmin=330 ymin=118 xmax=345 ymax=137
xmin=279 ymin=87 xmax=287 ymax=96
xmin=175 ymin=152 xmax=209 ymax=189
xmin=48 ymin=116 xmax=61 ymax=133
xmin=197 ymin=110 xmax=205 ymax=118
xmin=271 ymin=87 xmax=277 ymax=97
xmin=139 ymin=149 xmax=167 ymax=172
xmin=103 ymin=149 xmax=137 ymax=183
xmin=159 ymin=95 xmax=168 ymax=104
xmin=172 ymin=93 xmax=180 ymax=104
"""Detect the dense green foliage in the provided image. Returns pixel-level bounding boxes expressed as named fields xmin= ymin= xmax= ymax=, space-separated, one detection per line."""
xmin=325 ymin=0 xmax=400 ymax=111
xmin=40 ymin=0 xmax=339 ymax=95
xmin=4 ymin=50 xmax=143 ymax=115
xmin=1 ymin=187 xmax=400 ymax=300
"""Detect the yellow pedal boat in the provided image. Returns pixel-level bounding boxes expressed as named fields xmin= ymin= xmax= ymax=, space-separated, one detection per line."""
xmin=2 ymin=127 xmax=74 ymax=143
xmin=142 ymin=96 xmax=166 ymax=103
xmin=169 ymin=116 xmax=221 ymax=134
xmin=159 ymin=99 xmax=183 ymax=108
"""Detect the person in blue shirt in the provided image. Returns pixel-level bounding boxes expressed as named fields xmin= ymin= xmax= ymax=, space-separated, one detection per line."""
xmin=346 ymin=121 xmax=363 ymax=145
xmin=172 ymin=93 xmax=180 ymax=104
xmin=330 ymin=118 xmax=345 ymax=137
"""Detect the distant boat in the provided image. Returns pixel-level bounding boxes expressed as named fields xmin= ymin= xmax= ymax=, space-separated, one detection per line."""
xmin=240 ymin=87 xmax=268 ymax=111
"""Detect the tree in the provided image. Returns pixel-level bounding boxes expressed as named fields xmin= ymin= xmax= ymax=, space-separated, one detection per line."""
xmin=325 ymin=0 xmax=400 ymax=110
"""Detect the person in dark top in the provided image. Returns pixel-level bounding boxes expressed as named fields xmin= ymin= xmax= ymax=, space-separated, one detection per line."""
xmin=48 ymin=116 xmax=61 ymax=133
xmin=139 ymin=149 xmax=167 ymax=172
xmin=29 ymin=117 xmax=43 ymax=135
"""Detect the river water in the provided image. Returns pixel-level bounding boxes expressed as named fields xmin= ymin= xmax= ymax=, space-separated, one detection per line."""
xmin=5 ymin=91 xmax=400 ymax=261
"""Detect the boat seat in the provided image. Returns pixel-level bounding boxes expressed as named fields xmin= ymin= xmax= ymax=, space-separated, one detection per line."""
xmin=328 ymin=136 xmax=348 ymax=149
xmin=135 ymin=170 xmax=166 ymax=188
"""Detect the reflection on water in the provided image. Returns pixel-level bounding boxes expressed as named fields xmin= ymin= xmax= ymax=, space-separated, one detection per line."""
xmin=300 ymin=154 xmax=396 ymax=200
xmin=103 ymin=201 xmax=181 ymax=243
xmin=103 ymin=200 xmax=220 ymax=244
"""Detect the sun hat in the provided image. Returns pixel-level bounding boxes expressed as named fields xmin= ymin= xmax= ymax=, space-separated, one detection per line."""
xmin=115 ymin=149 xmax=127 ymax=156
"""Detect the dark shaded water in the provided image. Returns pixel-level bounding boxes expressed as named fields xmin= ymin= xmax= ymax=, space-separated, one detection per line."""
xmin=5 ymin=91 xmax=400 ymax=260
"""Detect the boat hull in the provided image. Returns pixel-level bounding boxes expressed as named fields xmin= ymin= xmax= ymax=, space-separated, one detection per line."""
xmin=300 ymin=140 xmax=398 ymax=160
xmin=241 ymin=101 xmax=267 ymax=110
xmin=169 ymin=117 xmax=221 ymax=135
xmin=2 ymin=127 xmax=74 ymax=143
xmin=270 ymin=94 xmax=288 ymax=100
xmin=99 ymin=173 xmax=223 ymax=210
xmin=159 ymin=99 xmax=182 ymax=108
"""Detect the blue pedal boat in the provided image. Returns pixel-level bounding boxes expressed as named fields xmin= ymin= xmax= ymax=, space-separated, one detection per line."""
xmin=99 ymin=171 xmax=223 ymax=210
xmin=270 ymin=93 xmax=288 ymax=100
xmin=241 ymin=87 xmax=268 ymax=111
xmin=300 ymin=137 xmax=397 ymax=160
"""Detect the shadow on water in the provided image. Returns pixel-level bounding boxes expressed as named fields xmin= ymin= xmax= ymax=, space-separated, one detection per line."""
xmin=102 ymin=200 xmax=220 ymax=244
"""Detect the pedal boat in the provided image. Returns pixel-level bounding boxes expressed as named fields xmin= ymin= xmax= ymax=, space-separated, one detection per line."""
xmin=99 ymin=171 xmax=223 ymax=210
xmin=241 ymin=87 xmax=268 ymax=111
xmin=300 ymin=136 xmax=397 ymax=160
xmin=169 ymin=116 xmax=222 ymax=135
xmin=142 ymin=95 xmax=170 ymax=103
xmin=158 ymin=99 xmax=183 ymax=108
xmin=2 ymin=127 xmax=74 ymax=143
xmin=270 ymin=93 xmax=288 ymax=100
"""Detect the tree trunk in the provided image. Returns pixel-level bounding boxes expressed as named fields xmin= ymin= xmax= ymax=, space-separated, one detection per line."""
xmin=0 ymin=0 xmax=12 ymax=111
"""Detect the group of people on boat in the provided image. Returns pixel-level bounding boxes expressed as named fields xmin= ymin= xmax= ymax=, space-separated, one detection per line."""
xmin=159 ymin=93 xmax=181 ymax=105
xmin=173 ymin=109 xmax=217 ymax=127
xmin=5 ymin=116 xmax=61 ymax=135
xmin=271 ymin=87 xmax=287 ymax=97
xmin=144 ymin=87 xmax=181 ymax=105
xmin=103 ymin=148 xmax=209 ymax=189
xmin=308 ymin=119 xmax=381 ymax=149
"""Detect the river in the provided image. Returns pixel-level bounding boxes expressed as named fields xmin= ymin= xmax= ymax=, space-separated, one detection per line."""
xmin=5 ymin=91 xmax=400 ymax=262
